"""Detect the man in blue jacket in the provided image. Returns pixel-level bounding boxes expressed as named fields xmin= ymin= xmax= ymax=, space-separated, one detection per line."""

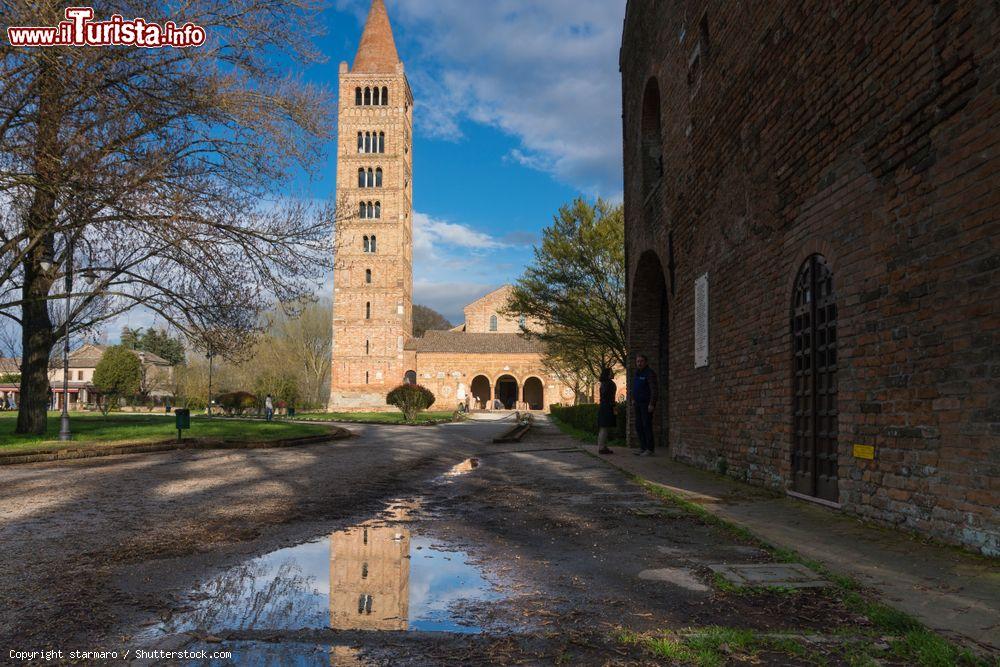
xmin=632 ymin=355 xmax=659 ymax=456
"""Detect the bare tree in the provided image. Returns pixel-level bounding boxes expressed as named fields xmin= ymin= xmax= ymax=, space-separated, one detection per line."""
xmin=0 ymin=1 xmax=344 ymax=433
xmin=264 ymin=300 xmax=332 ymax=407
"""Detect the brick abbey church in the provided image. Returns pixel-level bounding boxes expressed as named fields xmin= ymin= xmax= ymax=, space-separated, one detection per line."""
xmin=621 ymin=1 xmax=997 ymax=554
xmin=328 ymin=1 xmax=576 ymax=413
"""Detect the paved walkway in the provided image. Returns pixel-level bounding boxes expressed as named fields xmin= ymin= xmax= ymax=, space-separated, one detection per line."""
xmin=583 ymin=444 xmax=1000 ymax=656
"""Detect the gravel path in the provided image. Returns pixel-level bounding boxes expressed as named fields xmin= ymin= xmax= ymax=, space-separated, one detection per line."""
xmin=1 ymin=419 xmax=905 ymax=665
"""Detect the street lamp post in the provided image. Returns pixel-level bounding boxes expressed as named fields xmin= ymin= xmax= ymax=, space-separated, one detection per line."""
xmin=58 ymin=239 xmax=74 ymax=441
xmin=206 ymin=345 xmax=214 ymax=418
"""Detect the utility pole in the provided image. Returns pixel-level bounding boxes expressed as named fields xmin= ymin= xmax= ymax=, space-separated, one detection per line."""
xmin=58 ymin=238 xmax=74 ymax=441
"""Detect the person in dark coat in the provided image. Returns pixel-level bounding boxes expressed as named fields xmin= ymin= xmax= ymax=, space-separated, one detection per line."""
xmin=597 ymin=367 xmax=617 ymax=454
xmin=632 ymin=354 xmax=659 ymax=456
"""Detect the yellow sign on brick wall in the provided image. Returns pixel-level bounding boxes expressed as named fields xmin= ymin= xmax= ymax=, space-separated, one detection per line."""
xmin=853 ymin=444 xmax=875 ymax=460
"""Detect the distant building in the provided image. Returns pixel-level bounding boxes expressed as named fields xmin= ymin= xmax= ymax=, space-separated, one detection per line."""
xmin=621 ymin=1 xmax=998 ymax=554
xmin=403 ymin=286 xmax=574 ymax=412
xmin=328 ymin=2 xmax=579 ymax=412
xmin=0 ymin=344 xmax=174 ymax=410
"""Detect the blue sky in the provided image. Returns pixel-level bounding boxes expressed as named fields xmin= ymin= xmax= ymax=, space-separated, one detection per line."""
xmin=302 ymin=0 xmax=627 ymax=324
xmin=2 ymin=0 xmax=626 ymax=348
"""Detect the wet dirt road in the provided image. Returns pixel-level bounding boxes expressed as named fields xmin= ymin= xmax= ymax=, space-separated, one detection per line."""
xmin=2 ymin=419 xmax=886 ymax=665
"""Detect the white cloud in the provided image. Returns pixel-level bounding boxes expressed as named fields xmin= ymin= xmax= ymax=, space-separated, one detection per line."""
xmin=414 ymin=212 xmax=506 ymax=254
xmin=413 ymin=280 xmax=498 ymax=325
xmin=342 ymin=0 xmax=627 ymax=197
xmin=409 ymin=212 xmax=512 ymax=322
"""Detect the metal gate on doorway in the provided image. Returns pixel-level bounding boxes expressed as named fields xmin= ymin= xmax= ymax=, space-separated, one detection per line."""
xmin=791 ymin=255 xmax=839 ymax=504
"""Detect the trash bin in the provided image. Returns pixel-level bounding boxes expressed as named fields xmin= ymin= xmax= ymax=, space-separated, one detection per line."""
xmin=288 ymin=407 xmax=296 ymax=418
xmin=175 ymin=409 xmax=191 ymax=441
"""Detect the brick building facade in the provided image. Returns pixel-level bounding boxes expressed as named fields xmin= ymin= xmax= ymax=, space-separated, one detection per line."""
xmin=403 ymin=287 xmax=576 ymax=412
xmin=330 ymin=0 xmax=414 ymax=409
xmin=329 ymin=4 xmax=574 ymax=413
xmin=621 ymin=1 xmax=998 ymax=554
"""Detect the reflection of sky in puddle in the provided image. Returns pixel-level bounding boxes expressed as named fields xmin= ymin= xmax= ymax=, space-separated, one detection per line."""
xmin=153 ymin=529 xmax=500 ymax=638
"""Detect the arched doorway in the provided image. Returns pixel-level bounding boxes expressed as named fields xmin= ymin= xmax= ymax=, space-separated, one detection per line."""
xmin=629 ymin=250 xmax=669 ymax=450
xmin=523 ymin=377 xmax=544 ymax=411
xmin=640 ymin=78 xmax=663 ymax=196
xmin=791 ymin=255 xmax=839 ymax=503
xmin=494 ymin=375 xmax=518 ymax=410
xmin=470 ymin=375 xmax=491 ymax=410
xmin=403 ymin=370 xmax=417 ymax=385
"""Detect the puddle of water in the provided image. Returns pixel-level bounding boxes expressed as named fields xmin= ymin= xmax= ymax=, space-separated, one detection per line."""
xmin=148 ymin=524 xmax=501 ymax=638
xmin=179 ymin=642 xmax=360 ymax=667
xmin=443 ymin=457 xmax=480 ymax=478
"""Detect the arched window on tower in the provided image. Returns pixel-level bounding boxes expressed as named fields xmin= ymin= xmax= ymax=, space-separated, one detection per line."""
xmin=363 ymin=132 xmax=370 ymax=153
xmin=365 ymin=269 xmax=372 ymax=284
xmin=490 ymin=315 xmax=498 ymax=332
xmin=382 ymin=87 xmax=389 ymax=105
xmin=370 ymin=235 xmax=377 ymax=253
xmin=373 ymin=86 xmax=380 ymax=105
xmin=374 ymin=201 xmax=381 ymax=219
xmin=363 ymin=235 xmax=370 ymax=252
xmin=367 ymin=201 xmax=374 ymax=219
xmin=358 ymin=168 xmax=365 ymax=188
xmin=365 ymin=340 xmax=370 ymax=355
xmin=366 ymin=302 xmax=371 ymax=319
xmin=355 ymin=87 xmax=362 ymax=105
xmin=378 ymin=132 xmax=385 ymax=153
xmin=357 ymin=132 xmax=363 ymax=153
xmin=375 ymin=168 xmax=383 ymax=187
xmin=367 ymin=168 xmax=373 ymax=187
xmin=641 ymin=78 xmax=664 ymax=197
xmin=359 ymin=202 xmax=366 ymax=219
xmin=364 ymin=87 xmax=371 ymax=105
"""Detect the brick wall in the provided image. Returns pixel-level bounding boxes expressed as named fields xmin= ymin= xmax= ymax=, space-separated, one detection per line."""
xmin=622 ymin=0 xmax=999 ymax=555
xmin=404 ymin=350 xmax=573 ymax=412
xmin=463 ymin=286 xmax=536 ymax=334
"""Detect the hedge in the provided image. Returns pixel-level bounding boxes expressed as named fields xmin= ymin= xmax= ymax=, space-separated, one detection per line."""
xmin=549 ymin=402 xmax=627 ymax=441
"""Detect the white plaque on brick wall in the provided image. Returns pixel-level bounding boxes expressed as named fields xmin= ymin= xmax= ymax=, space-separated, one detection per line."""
xmin=695 ymin=273 xmax=709 ymax=368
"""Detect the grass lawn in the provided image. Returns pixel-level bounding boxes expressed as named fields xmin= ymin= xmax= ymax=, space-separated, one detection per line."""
xmin=291 ymin=411 xmax=457 ymax=424
xmin=0 ymin=411 xmax=338 ymax=453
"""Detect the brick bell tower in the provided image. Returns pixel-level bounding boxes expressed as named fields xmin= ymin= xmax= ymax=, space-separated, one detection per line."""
xmin=330 ymin=0 xmax=414 ymax=410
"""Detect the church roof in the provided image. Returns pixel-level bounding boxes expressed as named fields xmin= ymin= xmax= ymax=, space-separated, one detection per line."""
xmin=405 ymin=331 xmax=543 ymax=354
xmin=352 ymin=0 xmax=401 ymax=74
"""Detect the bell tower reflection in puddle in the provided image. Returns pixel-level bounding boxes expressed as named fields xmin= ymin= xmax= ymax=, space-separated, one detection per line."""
xmin=329 ymin=525 xmax=410 ymax=631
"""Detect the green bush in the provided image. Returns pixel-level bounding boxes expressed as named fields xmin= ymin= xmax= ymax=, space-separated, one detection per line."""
xmin=550 ymin=401 xmax=627 ymax=441
xmin=386 ymin=384 xmax=436 ymax=422
xmin=93 ymin=345 xmax=142 ymax=415
xmin=216 ymin=391 xmax=258 ymax=416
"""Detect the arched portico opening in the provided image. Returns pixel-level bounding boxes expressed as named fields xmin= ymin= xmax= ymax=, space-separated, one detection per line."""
xmin=523 ymin=377 xmax=544 ymax=411
xmin=629 ymin=250 xmax=669 ymax=450
xmin=470 ymin=375 xmax=491 ymax=410
xmin=403 ymin=370 xmax=417 ymax=385
xmin=494 ymin=375 xmax=518 ymax=410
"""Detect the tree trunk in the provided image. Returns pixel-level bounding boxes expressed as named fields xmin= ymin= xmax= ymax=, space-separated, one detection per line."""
xmin=16 ymin=274 xmax=55 ymax=434
xmin=15 ymin=58 xmax=62 ymax=435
